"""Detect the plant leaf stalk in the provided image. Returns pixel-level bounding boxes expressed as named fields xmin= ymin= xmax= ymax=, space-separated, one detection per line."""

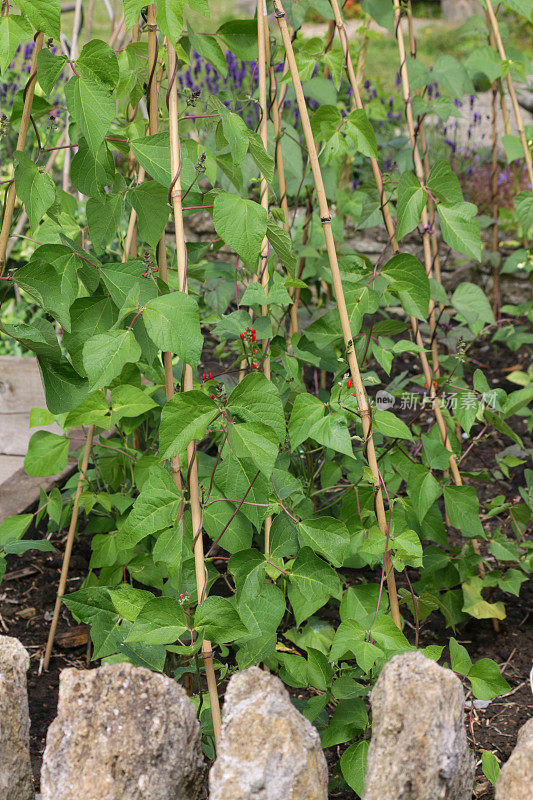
xmin=167 ymin=40 xmax=222 ymax=743
xmin=273 ymin=0 xmax=401 ymax=628
xmin=0 ymin=31 xmax=44 ymax=278
xmin=43 ymin=425 xmax=95 ymax=670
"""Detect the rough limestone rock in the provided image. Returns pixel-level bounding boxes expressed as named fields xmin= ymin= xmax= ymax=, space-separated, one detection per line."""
xmin=363 ymin=651 xmax=474 ymax=800
xmin=209 ymin=666 xmax=328 ymax=800
xmin=495 ymin=717 xmax=533 ymax=800
xmin=41 ymin=661 xmax=205 ymax=800
xmin=0 ymin=635 xmax=34 ymax=800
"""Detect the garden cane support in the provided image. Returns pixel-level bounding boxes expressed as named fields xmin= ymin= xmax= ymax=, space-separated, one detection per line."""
xmin=0 ymin=31 xmax=44 ymax=277
xmin=167 ymin=41 xmax=222 ymax=744
xmin=490 ymin=82 xmax=501 ymax=319
xmin=329 ymin=0 xmax=465 ymax=497
xmin=405 ymin=1 xmax=444 ymax=293
xmin=392 ymin=0 xmax=440 ymax=378
xmin=257 ymin=0 xmax=272 ymax=554
xmin=392 ymin=0 xmax=485 ymax=568
xmin=43 ymin=425 xmax=95 ymax=670
xmin=484 ymin=1 xmax=533 ymax=186
xmin=143 ymin=7 xmax=184 ymax=493
xmin=273 ymin=0 xmax=401 ymax=629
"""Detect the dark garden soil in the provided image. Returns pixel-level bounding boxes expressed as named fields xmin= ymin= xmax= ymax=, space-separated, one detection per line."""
xmin=0 ymin=336 xmax=531 ymax=797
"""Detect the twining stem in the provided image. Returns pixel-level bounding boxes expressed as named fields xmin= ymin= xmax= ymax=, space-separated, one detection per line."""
xmin=289 ymin=193 xmax=312 ymax=338
xmin=392 ymin=0 xmax=440 ymax=377
xmin=43 ymin=425 xmax=95 ymax=670
xmin=0 ymin=32 xmax=44 ymax=277
xmin=329 ymin=0 xmax=464 ymax=494
xmin=265 ymin=26 xmax=289 ymax=231
xmin=167 ymin=41 xmax=222 ymax=743
xmin=273 ymin=0 xmax=401 ymax=628
xmin=484 ymin=1 xmax=533 ymax=186
xmin=122 ymin=167 xmax=145 ymax=262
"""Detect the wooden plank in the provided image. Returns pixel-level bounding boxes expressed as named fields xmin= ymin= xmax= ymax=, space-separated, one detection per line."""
xmin=0 ymin=455 xmax=25 ymax=484
xmin=0 ymin=460 xmax=78 ymax=523
xmin=0 ymin=356 xmax=63 ymax=455
xmin=0 ymin=356 xmax=114 ymax=522
xmin=0 ymin=356 xmax=46 ymax=412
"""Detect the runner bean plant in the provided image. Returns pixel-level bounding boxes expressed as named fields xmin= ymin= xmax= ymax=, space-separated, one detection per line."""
xmin=0 ymin=0 xmax=531 ymax=789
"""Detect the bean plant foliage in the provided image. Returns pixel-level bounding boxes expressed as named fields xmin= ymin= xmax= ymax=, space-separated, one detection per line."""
xmin=0 ymin=0 xmax=532 ymax=790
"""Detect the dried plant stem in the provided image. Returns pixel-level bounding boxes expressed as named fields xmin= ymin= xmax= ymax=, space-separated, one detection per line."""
xmin=355 ymin=23 xmax=369 ymax=88
xmin=0 ymin=32 xmax=44 ymax=276
xmin=257 ymin=1 xmax=273 ymax=553
xmin=273 ymin=0 xmax=400 ymax=627
xmin=484 ymin=2 xmax=533 ymax=186
xmin=43 ymin=425 xmax=95 ymax=670
xmin=167 ymin=41 xmax=222 ymax=743
xmin=85 ymin=0 xmax=96 ymax=43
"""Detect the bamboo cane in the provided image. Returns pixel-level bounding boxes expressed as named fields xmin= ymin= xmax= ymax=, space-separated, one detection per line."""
xmin=405 ymin=2 xmax=443 ymax=292
xmin=392 ymin=0 xmax=486 ymax=567
xmin=490 ymin=83 xmax=501 ymax=319
xmin=257 ymin=1 xmax=273 ymax=554
xmin=43 ymin=425 xmax=95 ymax=670
xmin=0 ymin=32 xmax=44 ymax=276
xmin=329 ymin=0 xmax=466 ymax=491
xmin=167 ymin=41 xmax=222 ymax=742
xmin=391 ymin=0 xmax=441 ymax=378
xmin=273 ymin=0 xmax=401 ymax=628
xmin=484 ymin=1 xmax=533 ymax=186
xmin=140 ymin=8 xmax=183 ymax=494
xmin=288 ymin=15 xmax=342 ymax=341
